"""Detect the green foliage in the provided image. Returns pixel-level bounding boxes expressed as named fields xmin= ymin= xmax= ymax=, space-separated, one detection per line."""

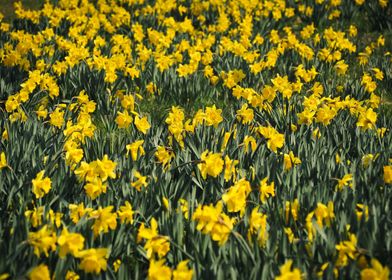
xmin=0 ymin=0 xmax=392 ymax=279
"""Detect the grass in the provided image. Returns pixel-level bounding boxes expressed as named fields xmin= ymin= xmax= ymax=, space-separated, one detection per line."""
xmin=1 ymin=0 xmax=391 ymax=123
xmin=1 ymin=1 xmax=392 ymax=278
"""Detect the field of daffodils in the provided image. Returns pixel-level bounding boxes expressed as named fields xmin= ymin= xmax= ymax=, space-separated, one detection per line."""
xmin=0 ymin=0 xmax=392 ymax=279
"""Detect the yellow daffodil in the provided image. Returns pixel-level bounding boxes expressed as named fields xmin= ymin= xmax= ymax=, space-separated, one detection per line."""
xmin=77 ymin=248 xmax=108 ymax=274
xmin=32 ymin=170 xmax=52 ymax=199
xmin=29 ymin=264 xmax=50 ymax=280
xmin=197 ymin=150 xmax=224 ymax=179
xmin=275 ymin=260 xmax=303 ymax=280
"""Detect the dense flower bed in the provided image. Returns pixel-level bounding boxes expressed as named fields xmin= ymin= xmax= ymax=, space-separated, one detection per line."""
xmin=0 ymin=0 xmax=392 ymax=279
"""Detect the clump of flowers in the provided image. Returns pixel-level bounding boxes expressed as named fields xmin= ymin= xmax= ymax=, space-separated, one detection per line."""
xmin=192 ymin=201 xmax=235 ymax=245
